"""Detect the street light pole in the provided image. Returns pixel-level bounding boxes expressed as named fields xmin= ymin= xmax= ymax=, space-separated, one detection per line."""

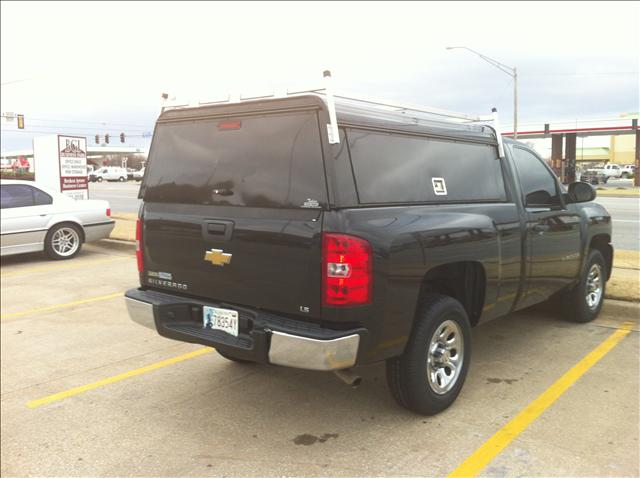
xmin=446 ymin=46 xmax=518 ymax=139
xmin=513 ymin=67 xmax=518 ymax=139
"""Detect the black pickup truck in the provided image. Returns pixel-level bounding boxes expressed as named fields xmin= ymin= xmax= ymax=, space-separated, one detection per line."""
xmin=126 ymin=94 xmax=612 ymax=415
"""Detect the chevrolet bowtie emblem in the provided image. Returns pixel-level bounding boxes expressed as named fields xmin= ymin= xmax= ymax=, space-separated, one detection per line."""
xmin=204 ymin=249 xmax=232 ymax=267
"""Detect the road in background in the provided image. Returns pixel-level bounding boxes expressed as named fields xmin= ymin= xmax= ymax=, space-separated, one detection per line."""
xmin=89 ymin=181 xmax=141 ymax=213
xmin=89 ymin=182 xmax=640 ymax=250
xmin=595 ymin=178 xmax=635 ymax=189
xmin=595 ymin=196 xmax=640 ymax=251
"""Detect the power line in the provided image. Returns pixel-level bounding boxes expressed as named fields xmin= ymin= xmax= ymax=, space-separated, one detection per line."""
xmin=0 ymin=129 xmax=148 ymax=138
xmin=1 ymin=124 xmax=147 ymax=133
xmin=0 ymin=114 xmax=152 ymax=129
xmin=521 ymin=71 xmax=638 ymax=78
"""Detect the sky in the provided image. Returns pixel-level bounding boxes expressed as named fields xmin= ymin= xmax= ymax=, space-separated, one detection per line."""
xmin=1 ymin=1 xmax=639 ymax=152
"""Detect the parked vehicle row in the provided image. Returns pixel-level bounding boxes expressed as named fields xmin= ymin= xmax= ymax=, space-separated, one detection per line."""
xmin=125 ymin=94 xmax=613 ymax=416
xmin=579 ymin=163 xmax=636 ymax=184
xmin=88 ymin=166 xmax=145 ymax=182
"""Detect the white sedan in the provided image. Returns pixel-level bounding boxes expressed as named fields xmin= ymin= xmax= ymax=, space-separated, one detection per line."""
xmin=0 ymin=180 xmax=115 ymax=259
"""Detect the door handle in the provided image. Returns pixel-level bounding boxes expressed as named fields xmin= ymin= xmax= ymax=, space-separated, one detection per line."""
xmin=202 ymin=220 xmax=234 ymax=241
xmin=532 ymin=224 xmax=550 ymax=234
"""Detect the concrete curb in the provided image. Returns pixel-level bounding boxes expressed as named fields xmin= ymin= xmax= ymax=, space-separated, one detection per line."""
xmin=110 ymin=217 xmax=136 ymax=242
xmin=596 ymin=188 xmax=640 ymax=198
xmin=98 ymin=238 xmax=136 ymax=252
xmin=602 ymin=299 xmax=640 ymax=320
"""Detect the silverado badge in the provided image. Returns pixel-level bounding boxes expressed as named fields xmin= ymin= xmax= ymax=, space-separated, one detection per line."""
xmin=204 ymin=248 xmax=232 ymax=267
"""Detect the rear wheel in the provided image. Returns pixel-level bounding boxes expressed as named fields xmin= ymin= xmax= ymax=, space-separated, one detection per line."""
xmin=97 ymin=177 xmax=103 ymax=182
xmin=45 ymin=224 xmax=82 ymax=260
xmin=562 ymin=249 xmax=606 ymax=322
xmin=386 ymin=294 xmax=471 ymax=415
xmin=118 ymin=176 xmax=125 ymax=182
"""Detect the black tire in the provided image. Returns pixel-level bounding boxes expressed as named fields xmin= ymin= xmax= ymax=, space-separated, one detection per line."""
xmin=216 ymin=348 xmax=253 ymax=364
xmin=386 ymin=294 xmax=471 ymax=415
xmin=118 ymin=176 xmax=125 ymax=182
xmin=97 ymin=177 xmax=103 ymax=182
xmin=44 ymin=223 xmax=83 ymax=260
xmin=562 ymin=249 xmax=607 ymax=323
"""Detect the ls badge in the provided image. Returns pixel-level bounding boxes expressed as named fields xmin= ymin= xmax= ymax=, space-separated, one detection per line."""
xmin=204 ymin=249 xmax=232 ymax=267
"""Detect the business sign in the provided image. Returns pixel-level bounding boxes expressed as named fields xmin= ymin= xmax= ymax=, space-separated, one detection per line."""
xmin=33 ymin=134 xmax=89 ymax=200
xmin=58 ymin=136 xmax=88 ymax=200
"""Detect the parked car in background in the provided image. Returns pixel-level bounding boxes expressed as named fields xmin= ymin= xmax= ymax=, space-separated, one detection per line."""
xmin=589 ymin=163 xmax=622 ymax=180
xmin=0 ymin=180 xmax=114 ymax=259
xmin=621 ymin=164 xmax=636 ymax=179
xmin=580 ymin=169 xmax=608 ymax=185
xmin=89 ymin=166 xmax=128 ymax=182
xmin=127 ymin=168 xmax=137 ymax=180
xmin=133 ymin=167 xmax=145 ymax=182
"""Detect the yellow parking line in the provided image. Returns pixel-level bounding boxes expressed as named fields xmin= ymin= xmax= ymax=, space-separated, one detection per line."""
xmin=27 ymin=348 xmax=213 ymax=408
xmin=448 ymin=321 xmax=634 ymax=478
xmin=0 ymin=256 xmax=129 ymax=278
xmin=0 ymin=292 xmax=123 ymax=320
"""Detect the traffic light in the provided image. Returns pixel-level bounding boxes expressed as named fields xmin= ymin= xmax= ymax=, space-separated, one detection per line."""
xmin=95 ymin=134 xmax=100 ymax=144
xmin=17 ymin=114 xmax=24 ymax=129
xmin=105 ymin=133 xmax=110 ymax=144
xmin=120 ymin=132 xmax=125 ymax=143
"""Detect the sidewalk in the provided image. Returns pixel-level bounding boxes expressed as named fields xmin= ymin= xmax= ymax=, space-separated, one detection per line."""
xmin=106 ymin=214 xmax=639 ymax=302
xmin=109 ymin=213 xmax=137 ymax=242
xmin=608 ymin=250 xmax=640 ymax=302
xmin=596 ymin=187 xmax=640 ymax=198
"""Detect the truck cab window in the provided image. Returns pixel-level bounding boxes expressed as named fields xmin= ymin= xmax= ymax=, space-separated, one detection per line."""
xmin=512 ymin=147 xmax=561 ymax=208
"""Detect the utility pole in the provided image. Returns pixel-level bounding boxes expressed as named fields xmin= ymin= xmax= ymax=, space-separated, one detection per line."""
xmin=635 ymin=123 xmax=639 ymax=187
xmin=513 ymin=67 xmax=518 ymax=139
xmin=447 ymin=46 xmax=518 ymax=139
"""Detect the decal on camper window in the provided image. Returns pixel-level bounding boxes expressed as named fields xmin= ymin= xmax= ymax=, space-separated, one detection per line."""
xmin=432 ymin=177 xmax=447 ymax=196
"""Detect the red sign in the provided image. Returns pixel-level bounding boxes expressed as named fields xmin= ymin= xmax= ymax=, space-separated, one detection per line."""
xmin=60 ymin=176 xmax=88 ymax=191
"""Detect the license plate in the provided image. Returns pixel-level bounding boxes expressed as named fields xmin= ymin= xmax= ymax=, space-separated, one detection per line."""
xmin=203 ymin=306 xmax=239 ymax=337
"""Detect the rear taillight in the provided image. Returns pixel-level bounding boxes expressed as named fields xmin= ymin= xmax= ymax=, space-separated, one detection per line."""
xmin=322 ymin=233 xmax=372 ymax=306
xmin=136 ymin=218 xmax=143 ymax=272
xmin=106 ymin=208 xmax=111 ymax=217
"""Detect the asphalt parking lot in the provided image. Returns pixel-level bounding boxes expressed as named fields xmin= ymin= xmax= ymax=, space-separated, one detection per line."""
xmin=1 ymin=242 xmax=638 ymax=477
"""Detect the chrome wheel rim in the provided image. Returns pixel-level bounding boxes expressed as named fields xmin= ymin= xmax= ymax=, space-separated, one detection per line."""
xmin=427 ymin=319 xmax=464 ymax=395
xmin=585 ymin=263 xmax=603 ymax=309
xmin=52 ymin=227 xmax=79 ymax=257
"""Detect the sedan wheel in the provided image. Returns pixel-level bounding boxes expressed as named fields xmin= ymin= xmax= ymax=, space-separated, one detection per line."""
xmin=45 ymin=224 xmax=82 ymax=260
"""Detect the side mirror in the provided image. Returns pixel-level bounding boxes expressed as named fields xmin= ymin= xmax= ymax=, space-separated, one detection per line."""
xmin=567 ymin=181 xmax=596 ymax=203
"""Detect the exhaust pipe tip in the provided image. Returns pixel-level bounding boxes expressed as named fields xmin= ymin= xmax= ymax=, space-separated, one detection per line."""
xmin=334 ymin=368 xmax=362 ymax=387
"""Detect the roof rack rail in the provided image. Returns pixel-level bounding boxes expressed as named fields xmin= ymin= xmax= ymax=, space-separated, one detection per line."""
xmin=162 ymin=70 xmax=505 ymax=156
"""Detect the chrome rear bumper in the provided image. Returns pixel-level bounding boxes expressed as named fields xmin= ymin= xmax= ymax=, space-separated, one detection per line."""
xmin=268 ymin=331 xmax=359 ymax=371
xmin=125 ymin=297 xmax=155 ymax=330
xmin=125 ymin=294 xmax=360 ymax=371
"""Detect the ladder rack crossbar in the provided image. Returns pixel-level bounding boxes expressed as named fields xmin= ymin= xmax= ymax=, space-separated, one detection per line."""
xmin=170 ymin=89 xmax=482 ymax=123
xmin=161 ymin=70 xmax=504 ymax=155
